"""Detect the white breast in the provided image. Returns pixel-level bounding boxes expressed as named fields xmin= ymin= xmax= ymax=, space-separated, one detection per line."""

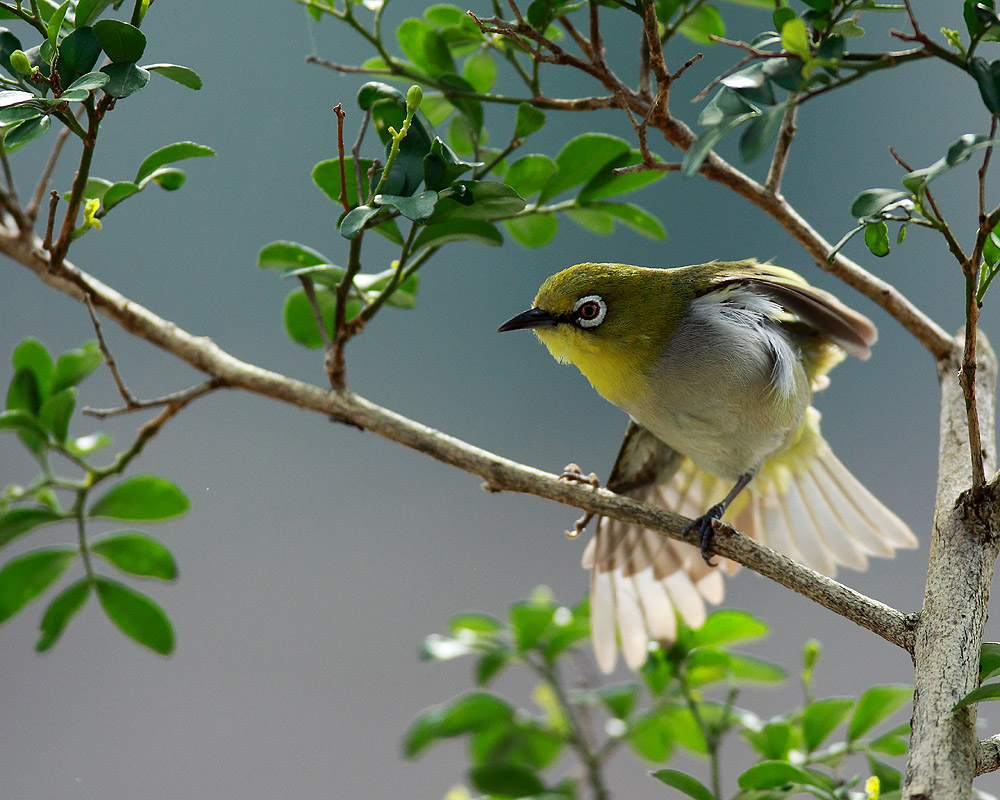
xmin=622 ymin=287 xmax=810 ymax=480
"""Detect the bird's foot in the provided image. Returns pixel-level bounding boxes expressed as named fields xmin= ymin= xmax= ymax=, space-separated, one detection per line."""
xmin=557 ymin=463 xmax=600 ymax=488
xmin=683 ymin=503 xmax=727 ymax=567
xmin=557 ymin=465 xmax=600 ymax=539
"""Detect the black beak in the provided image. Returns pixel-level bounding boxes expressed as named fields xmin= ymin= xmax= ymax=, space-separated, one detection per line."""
xmin=497 ymin=307 xmax=561 ymax=333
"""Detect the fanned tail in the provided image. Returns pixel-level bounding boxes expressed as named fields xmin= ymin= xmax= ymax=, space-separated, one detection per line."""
xmin=586 ymin=409 xmax=916 ymax=673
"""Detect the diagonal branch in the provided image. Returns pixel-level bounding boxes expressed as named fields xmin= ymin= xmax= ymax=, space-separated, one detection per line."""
xmin=1 ymin=230 xmax=916 ymax=654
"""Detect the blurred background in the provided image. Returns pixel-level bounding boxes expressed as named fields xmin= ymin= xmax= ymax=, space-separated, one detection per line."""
xmin=1 ymin=0 xmax=998 ymax=797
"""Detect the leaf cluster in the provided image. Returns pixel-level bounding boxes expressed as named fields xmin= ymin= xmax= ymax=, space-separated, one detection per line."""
xmin=0 ymin=338 xmax=187 ymax=655
xmin=410 ymin=588 xmax=911 ymax=800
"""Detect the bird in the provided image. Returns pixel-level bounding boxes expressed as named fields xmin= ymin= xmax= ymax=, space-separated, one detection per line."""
xmin=498 ymin=260 xmax=917 ymax=673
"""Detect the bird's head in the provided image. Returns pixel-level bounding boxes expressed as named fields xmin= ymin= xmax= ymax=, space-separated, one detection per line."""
xmin=499 ymin=263 xmax=685 ymax=404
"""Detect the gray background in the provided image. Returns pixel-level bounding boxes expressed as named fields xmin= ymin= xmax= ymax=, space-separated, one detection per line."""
xmin=2 ymin=0 xmax=998 ymax=797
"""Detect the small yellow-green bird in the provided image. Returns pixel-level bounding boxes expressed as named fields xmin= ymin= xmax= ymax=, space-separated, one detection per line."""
xmin=498 ymin=260 xmax=916 ymax=672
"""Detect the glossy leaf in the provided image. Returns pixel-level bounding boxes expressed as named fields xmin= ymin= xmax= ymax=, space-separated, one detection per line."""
xmin=0 ymin=106 xmax=41 ymax=125
xmin=429 ymin=180 xmax=525 ymax=222
xmin=89 ymin=475 xmax=189 ymax=521
xmin=650 ymin=769 xmax=715 ymax=800
xmin=94 ymin=577 xmax=174 ymax=654
xmin=258 ymin=241 xmax=333 ymax=271
xmin=739 ymin=102 xmax=786 ymax=162
xmin=475 ymin=650 xmax=509 ymax=686
xmin=850 ymin=188 xmax=912 ymax=219
xmin=0 ymin=546 xmax=76 ymax=622
xmin=463 ymin=50 xmax=495 ymax=92
xmin=848 ymin=685 xmax=912 ymax=742
xmin=864 ymin=221 xmax=890 ymax=257
xmin=0 ymin=507 xmax=63 ymax=548
xmin=12 ymin=339 xmax=53 ymax=390
xmin=47 ymin=0 xmax=71 ymax=50
xmin=802 ymin=696 xmax=855 ymax=751
xmin=91 ymin=533 xmax=178 ymax=580
xmin=412 ymin=219 xmax=503 ymax=250
xmin=340 ymin=204 xmax=385 ymax=238
xmin=539 ymin=133 xmax=630 ymax=202
xmin=780 ymin=17 xmax=810 ymax=58
xmin=101 ymin=180 xmax=139 ymax=211
xmin=954 ymin=681 xmax=1000 ymax=710
xmin=0 ymin=409 xmax=51 ymax=442
xmin=403 ymin=692 xmax=514 ymax=756
xmin=422 ymin=136 xmax=480 ymax=191
xmin=504 ymin=214 xmax=558 ymax=248
xmin=505 ymin=154 xmax=558 ymax=198
xmin=509 ymin=601 xmax=554 ymax=649
xmin=682 ymin=110 xmax=757 ymax=177
xmin=742 ymin=721 xmax=794 ymax=760
xmin=437 ymin=73 xmax=482 ymax=133
xmin=92 ymin=19 xmax=146 ymax=62
xmin=970 ymin=57 xmax=1000 ymax=114
xmin=36 ymin=578 xmax=89 ymax=651
xmin=75 ymin=0 xmax=116 ymax=27
xmin=50 ymin=341 xmax=101 ymax=393
xmin=56 ymin=28 xmax=101 ymax=84
xmin=397 ymin=18 xmax=455 ymax=76
xmin=100 ymin=62 xmax=149 ymax=98
xmin=134 ymin=141 xmax=214 ymax=185
xmin=0 ymin=28 xmax=23 ymax=77
xmin=139 ymin=167 xmax=185 ymax=191
xmin=145 ymin=63 xmax=203 ymax=90
xmin=283 ymin=288 xmax=359 ymax=348
xmin=981 ymin=642 xmax=1000 ymax=681
xmin=4 ymin=115 xmax=51 ymax=151
xmin=375 ymin=190 xmax=439 ymax=222
xmin=694 ymin=610 xmax=768 ymax=646
xmin=577 ymin=153 xmax=666 ymax=203
xmin=313 ymin=156 xmax=374 ymax=207
xmin=7 ymin=368 xmax=41 ymax=415
xmin=571 ymin=201 xmax=666 ymax=240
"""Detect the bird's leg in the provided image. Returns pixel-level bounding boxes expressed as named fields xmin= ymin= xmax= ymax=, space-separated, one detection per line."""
xmin=557 ymin=464 xmax=601 ymax=539
xmin=684 ymin=472 xmax=754 ymax=566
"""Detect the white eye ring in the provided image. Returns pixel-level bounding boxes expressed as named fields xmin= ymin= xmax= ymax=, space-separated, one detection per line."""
xmin=573 ymin=295 xmax=607 ymax=328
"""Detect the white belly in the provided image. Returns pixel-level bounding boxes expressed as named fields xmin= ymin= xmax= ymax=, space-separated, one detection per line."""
xmin=621 ymin=289 xmax=810 ymax=480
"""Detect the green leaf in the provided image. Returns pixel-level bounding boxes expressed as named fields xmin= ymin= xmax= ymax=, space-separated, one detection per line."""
xmin=539 ymin=134 xmax=630 ymax=202
xmin=50 ymin=341 xmax=102 ymax=393
xmin=258 ymin=240 xmax=333 ymax=271
xmin=678 ymin=5 xmax=724 ymax=44
xmin=693 ymin=609 xmax=768 ymax=646
xmin=742 ymin=721 xmax=794 ymax=760
xmin=89 ymin=476 xmax=189 ymax=521
xmin=138 ymin=167 xmax=185 ymax=191
xmin=728 ymin=653 xmax=786 ymax=683
xmin=470 ymin=764 xmax=544 ymax=798
xmin=475 ymin=650 xmax=509 ymax=685
xmin=313 ymin=156 xmax=374 ymax=207
xmin=598 ymin=683 xmax=638 ymax=719
xmin=451 ymin=612 xmax=502 ymax=635
xmin=4 ymin=115 xmax=51 ymax=151
xmin=780 ymin=17 xmax=811 ymax=58
xmin=981 ymin=642 xmax=1000 ymax=681
xmin=0 ymin=105 xmax=41 ymax=125
xmin=0 ymin=507 xmax=63 ymax=548
xmin=565 ymin=206 xmax=615 ymax=235
xmin=739 ymin=102 xmax=787 ymax=163
xmin=412 ymin=219 xmax=502 ymax=250
xmin=421 ymin=633 xmax=474 ymax=660
xmin=0 ymin=89 xmax=35 ymax=108
xmin=682 ymin=110 xmax=757 ymax=177
xmin=7 ymin=368 xmax=41 ymax=415
xmin=0 ymin=546 xmax=76 ymax=622
xmin=65 ymin=70 xmax=107 ymax=93
xmin=514 ymin=102 xmax=546 ymax=139
xmin=954 ymin=681 xmax=1000 ymax=710
xmin=438 ymin=72 xmax=482 ymax=133
xmin=91 ymin=533 xmax=177 ymax=580
xmin=12 ymin=338 xmax=53 ymax=392
xmin=280 ymin=265 xmax=345 ymax=290
xmin=134 ymin=141 xmax=213 ymax=185
xmin=92 ymin=18 xmax=146 ymax=62
xmin=100 ymin=180 xmax=139 ymax=211
xmin=509 ymin=601 xmax=554 ymax=650
xmin=0 ymin=409 xmax=50 ymax=443
xmin=144 ymin=63 xmax=202 ymax=90
xmin=577 ymin=153 xmax=667 ymax=203
xmin=628 ymin=713 xmax=673 ymax=761
xmin=38 ymin=387 xmax=75 ymax=442
xmin=463 ymin=50 xmax=495 ymax=93
xmin=100 ymin=61 xmax=149 ymax=98
xmin=505 ymin=155 xmax=558 ymax=198
xmin=589 ymin=201 xmax=666 ymax=240
xmin=864 ymin=220 xmax=890 ymax=257
xmin=0 ymin=28 xmax=23 ymax=78
xmin=429 ymin=180 xmax=525 ymax=222
xmin=398 ymin=18 xmax=456 ymax=76
xmin=56 ymin=27 xmax=101 ymax=84
xmin=340 ymin=204 xmax=385 ymax=239
xmin=867 ymin=755 xmax=901 ymax=794
xmin=848 ymin=685 xmax=913 ymax=742
xmin=738 ymin=761 xmax=817 ymax=790
xmin=47 ymin=0 xmax=71 ymax=49
xmin=75 ymin=0 xmax=116 ymax=27
xmin=422 ymin=136 xmax=480 ymax=191
xmin=850 ymin=188 xmax=912 ymax=218
xmin=971 ymin=57 xmax=1000 ymax=114
xmin=504 ymin=214 xmax=558 ymax=248
xmin=403 ymin=692 xmax=514 ymax=756
xmin=802 ymin=697 xmax=855 ymax=751
xmin=94 ymin=577 xmax=174 ymax=654
xmin=283 ymin=288 xmax=360 ymax=348
xmin=650 ymin=769 xmax=715 ymax=800
xmin=35 ymin=577 xmax=89 ymax=651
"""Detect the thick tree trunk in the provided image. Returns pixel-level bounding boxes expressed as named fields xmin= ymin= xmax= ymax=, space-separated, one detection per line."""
xmin=905 ymin=335 xmax=999 ymax=799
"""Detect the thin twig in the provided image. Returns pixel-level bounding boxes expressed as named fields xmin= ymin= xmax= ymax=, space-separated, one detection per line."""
xmin=765 ymin=100 xmax=797 ymax=194
xmin=27 ymin=125 xmax=72 ymax=225
xmin=42 ymin=191 xmax=58 ymax=250
xmin=84 ymin=292 xmax=140 ymax=407
xmin=560 ymin=16 xmax=593 ymax=61
xmin=352 ymin=106 xmax=371 ymax=201
xmin=83 ymin=379 xmax=220 ymax=419
xmin=332 ymin=103 xmax=350 ymax=214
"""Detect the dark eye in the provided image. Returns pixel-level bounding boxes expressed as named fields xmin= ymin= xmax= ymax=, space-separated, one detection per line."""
xmin=572 ymin=294 xmax=607 ymax=328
